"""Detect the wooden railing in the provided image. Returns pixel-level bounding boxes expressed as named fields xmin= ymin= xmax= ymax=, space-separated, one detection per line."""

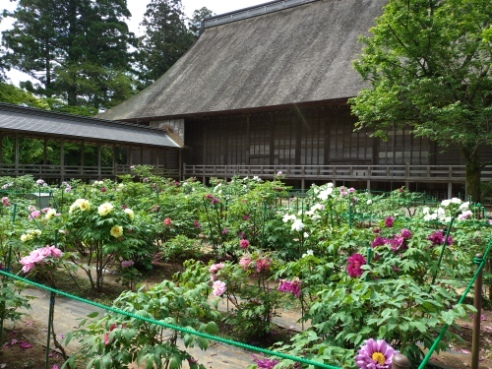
xmin=183 ymin=164 xmax=492 ymax=183
xmin=0 ymin=164 xmax=179 ymax=180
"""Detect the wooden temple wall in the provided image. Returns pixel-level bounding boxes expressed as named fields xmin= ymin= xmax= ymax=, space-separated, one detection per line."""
xmin=184 ymin=106 xmax=434 ymax=167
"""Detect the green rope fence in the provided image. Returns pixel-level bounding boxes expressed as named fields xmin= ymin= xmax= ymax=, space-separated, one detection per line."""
xmin=417 ymin=238 xmax=492 ymax=369
xmin=0 ymin=269 xmax=342 ymax=369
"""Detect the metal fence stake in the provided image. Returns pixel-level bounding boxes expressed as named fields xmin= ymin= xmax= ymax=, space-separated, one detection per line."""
xmin=471 ymin=253 xmax=484 ymax=369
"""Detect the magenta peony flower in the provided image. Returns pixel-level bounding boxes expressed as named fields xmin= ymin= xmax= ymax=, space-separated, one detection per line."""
xmin=239 ymin=239 xmax=250 ymax=249
xmin=427 ymin=230 xmax=453 ymax=246
xmin=347 ymin=254 xmax=366 ymax=278
xmin=278 ymin=278 xmax=302 ymax=298
xmin=1 ymin=197 xmax=9 ymax=207
xmin=212 ymin=280 xmax=226 ymax=296
xmin=355 ymin=338 xmax=398 ymax=369
xmin=400 ymin=229 xmax=412 ymax=239
xmin=384 ymin=217 xmax=394 ymax=228
xmin=163 ymin=217 xmax=172 ymax=226
xmin=252 ymin=354 xmax=279 ymax=369
xmin=371 ymin=236 xmax=387 ymax=248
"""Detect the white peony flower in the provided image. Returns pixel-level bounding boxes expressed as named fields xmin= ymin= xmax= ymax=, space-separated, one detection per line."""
xmin=291 ymin=219 xmax=305 ymax=232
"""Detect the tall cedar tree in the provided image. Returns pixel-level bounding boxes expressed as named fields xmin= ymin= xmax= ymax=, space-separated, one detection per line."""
xmin=188 ymin=7 xmax=215 ymax=37
xmin=2 ymin=0 xmax=136 ymax=112
xmin=350 ymin=0 xmax=492 ymax=202
xmin=138 ymin=0 xmax=194 ymax=87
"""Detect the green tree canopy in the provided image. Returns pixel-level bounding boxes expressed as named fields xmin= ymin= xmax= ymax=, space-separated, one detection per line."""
xmin=2 ymin=0 xmax=137 ymax=112
xmin=350 ymin=0 xmax=492 ymax=201
xmin=188 ymin=6 xmax=215 ymax=37
xmin=137 ymin=0 xmax=194 ymax=87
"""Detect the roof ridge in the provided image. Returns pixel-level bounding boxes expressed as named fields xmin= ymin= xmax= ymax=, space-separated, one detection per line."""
xmin=202 ymin=0 xmax=319 ymax=29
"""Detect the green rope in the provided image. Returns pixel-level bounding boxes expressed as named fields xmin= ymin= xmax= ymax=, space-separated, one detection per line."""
xmin=418 ymin=239 xmax=492 ymax=369
xmin=0 ymin=270 xmax=341 ymax=369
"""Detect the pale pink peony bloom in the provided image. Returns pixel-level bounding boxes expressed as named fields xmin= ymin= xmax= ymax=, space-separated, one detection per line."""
xmin=212 ymin=280 xmax=226 ymax=296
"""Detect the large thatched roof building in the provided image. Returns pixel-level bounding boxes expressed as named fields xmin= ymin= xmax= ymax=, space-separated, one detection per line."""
xmin=100 ymin=0 xmax=489 ymax=197
xmin=102 ymin=0 xmax=382 ymax=120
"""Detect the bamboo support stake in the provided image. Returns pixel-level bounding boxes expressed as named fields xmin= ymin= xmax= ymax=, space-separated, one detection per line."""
xmin=471 ymin=253 xmax=484 ymax=369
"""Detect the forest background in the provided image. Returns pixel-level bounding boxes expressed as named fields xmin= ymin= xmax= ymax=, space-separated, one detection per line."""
xmin=0 ymin=0 xmax=248 ymax=115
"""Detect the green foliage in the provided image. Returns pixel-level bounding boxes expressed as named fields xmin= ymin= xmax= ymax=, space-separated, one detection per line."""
xmin=2 ymin=0 xmax=137 ymax=110
xmin=137 ymin=0 xmax=195 ymax=87
xmin=160 ymin=235 xmax=202 ymax=263
xmin=350 ymin=0 xmax=492 ymax=201
xmin=0 ymin=83 xmax=50 ymax=108
xmin=65 ymin=264 xmax=218 ymax=369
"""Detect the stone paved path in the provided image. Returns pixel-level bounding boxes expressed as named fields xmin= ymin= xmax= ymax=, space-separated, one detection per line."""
xmin=6 ymin=287 xmax=305 ymax=368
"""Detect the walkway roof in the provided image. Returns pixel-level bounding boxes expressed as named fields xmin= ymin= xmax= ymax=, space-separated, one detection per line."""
xmin=0 ymin=103 xmax=180 ymax=148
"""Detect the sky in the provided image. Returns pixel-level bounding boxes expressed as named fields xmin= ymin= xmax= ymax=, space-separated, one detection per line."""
xmin=0 ymin=0 xmax=267 ymax=84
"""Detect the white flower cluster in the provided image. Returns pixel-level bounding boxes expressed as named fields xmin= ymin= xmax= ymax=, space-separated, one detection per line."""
xmin=312 ymin=182 xmax=335 ymax=201
xmin=282 ymin=213 xmax=305 ymax=231
xmin=423 ymin=198 xmax=472 ymax=222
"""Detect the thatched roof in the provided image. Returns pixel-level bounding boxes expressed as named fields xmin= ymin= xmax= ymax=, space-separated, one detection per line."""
xmin=101 ymin=0 xmax=385 ymax=121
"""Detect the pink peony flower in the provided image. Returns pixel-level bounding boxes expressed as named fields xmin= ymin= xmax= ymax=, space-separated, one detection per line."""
xmin=209 ymin=263 xmax=224 ymax=274
xmin=121 ymin=260 xmax=134 ymax=268
xmin=221 ymin=228 xmax=229 ymax=235
xmin=212 ymin=280 xmax=226 ymax=296
xmin=163 ymin=217 xmax=172 ymax=226
xmin=355 ymin=338 xmax=398 ymax=369
xmin=239 ymin=256 xmax=252 ymax=271
xmin=256 ymin=257 xmax=271 ymax=273
xmin=1 ymin=197 xmax=9 ymax=206
xmin=28 ymin=210 xmax=41 ymax=220
xmin=239 ymin=239 xmax=250 ymax=249
xmin=347 ymin=254 xmax=366 ymax=278
xmin=193 ymin=220 xmax=200 ymax=228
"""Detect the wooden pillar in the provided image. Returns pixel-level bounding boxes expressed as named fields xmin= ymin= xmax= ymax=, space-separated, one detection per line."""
xmin=178 ymin=149 xmax=182 ymax=180
xmin=80 ymin=142 xmax=85 ymax=175
xmin=246 ymin=115 xmax=250 ymax=164
xmin=43 ymin=138 xmax=47 ymax=165
xmin=0 ymin=132 xmax=3 ymax=164
xmin=112 ymin=144 xmax=116 ymax=178
xmin=270 ymin=113 xmax=275 ymax=165
xmin=447 ymin=182 xmax=453 ymax=199
xmin=97 ymin=144 xmax=102 ymax=179
xmin=366 ymin=180 xmax=371 ymax=191
xmin=60 ymin=140 xmax=65 ymax=181
xmin=140 ymin=145 xmax=143 ymax=165
xmin=14 ymin=134 xmax=19 ymax=176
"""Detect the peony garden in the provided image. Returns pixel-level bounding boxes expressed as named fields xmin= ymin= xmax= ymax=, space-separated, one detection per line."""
xmin=0 ymin=166 xmax=490 ymax=369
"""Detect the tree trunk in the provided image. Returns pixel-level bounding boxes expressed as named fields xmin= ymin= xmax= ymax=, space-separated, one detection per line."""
xmin=463 ymin=147 xmax=481 ymax=203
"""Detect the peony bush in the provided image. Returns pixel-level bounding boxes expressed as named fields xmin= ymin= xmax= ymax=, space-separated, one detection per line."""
xmin=0 ymin=172 xmax=490 ymax=368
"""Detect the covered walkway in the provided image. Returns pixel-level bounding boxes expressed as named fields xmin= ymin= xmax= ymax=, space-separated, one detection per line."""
xmin=0 ymin=103 xmax=181 ymax=181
